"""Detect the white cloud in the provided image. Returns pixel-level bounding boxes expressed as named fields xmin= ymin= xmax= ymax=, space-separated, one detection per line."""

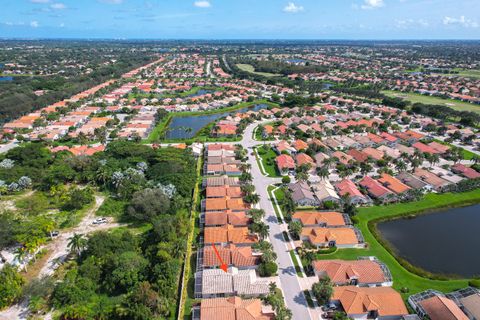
xmin=395 ymin=18 xmax=429 ymax=29
xmin=30 ymin=21 xmax=39 ymax=28
xmin=60 ymin=22 xmax=65 ymax=27
xmin=194 ymin=1 xmax=211 ymax=8
xmin=443 ymin=16 xmax=478 ymax=28
xmin=50 ymin=2 xmax=66 ymax=10
xmin=283 ymin=2 xmax=304 ymax=13
xmin=361 ymin=0 xmax=384 ymax=9
xmin=30 ymin=0 xmax=50 ymax=3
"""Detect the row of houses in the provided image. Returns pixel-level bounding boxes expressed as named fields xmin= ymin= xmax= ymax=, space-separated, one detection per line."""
xmin=193 ymin=144 xmax=277 ymax=320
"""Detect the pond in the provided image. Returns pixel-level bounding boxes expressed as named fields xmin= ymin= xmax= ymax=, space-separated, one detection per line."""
xmin=378 ymin=204 xmax=480 ymax=278
xmin=0 ymin=76 xmax=13 ymax=82
xmin=187 ymin=89 xmax=214 ymax=98
xmin=165 ymin=104 xmax=267 ymax=139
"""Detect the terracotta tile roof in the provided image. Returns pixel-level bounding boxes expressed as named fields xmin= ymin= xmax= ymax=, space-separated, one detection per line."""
xmin=200 ymin=297 xmax=274 ymax=320
xmin=333 ymin=286 xmax=408 ymax=317
xmin=451 ymin=164 xmax=480 ymax=179
xmin=203 ymin=244 xmax=260 ymax=268
xmin=362 ymin=147 xmax=384 ymax=160
xmin=359 ymin=176 xmax=392 ymax=198
xmin=204 ymin=225 xmax=258 ymax=245
xmin=206 ymin=186 xmax=243 ymax=198
xmin=296 ymin=153 xmax=315 ymax=167
xmin=413 ymin=142 xmax=440 ymax=155
xmin=276 ymin=154 xmax=295 ymax=170
xmin=312 ymin=259 xmax=387 ymax=285
xmin=347 ymin=149 xmax=369 ymax=163
xmin=301 ymin=227 xmax=359 ymax=246
xmin=205 ymin=211 xmax=251 ymax=226
xmin=377 ymin=173 xmax=411 ymax=194
xmin=420 ymin=296 xmax=468 ymax=320
xmin=294 ymin=139 xmax=309 ymax=151
xmin=292 ymin=211 xmax=346 ymax=226
xmin=428 ymin=141 xmax=450 ymax=154
xmin=335 ymin=179 xmax=365 ymax=199
xmin=413 ymin=168 xmax=449 ymax=188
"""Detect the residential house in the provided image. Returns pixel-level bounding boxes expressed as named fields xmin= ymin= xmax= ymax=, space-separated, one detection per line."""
xmin=198 ymin=267 xmax=270 ymax=298
xmin=359 ymin=176 xmax=395 ymax=203
xmin=292 ymin=211 xmax=347 ymax=227
xmin=197 ymin=297 xmax=274 ymax=320
xmin=335 ymin=179 xmax=371 ymax=205
xmin=312 ymin=180 xmax=341 ymax=204
xmin=377 ymin=173 xmax=411 ymax=195
xmin=276 ymin=154 xmax=295 ymax=174
xmin=312 ymin=258 xmax=392 ymax=287
xmin=202 ymin=244 xmax=260 ymax=269
xmin=301 ymin=227 xmax=363 ymax=248
xmin=332 ymin=286 xmax=408 ymax=320
xmin=289 ymin=181 xmax=319 ymax=207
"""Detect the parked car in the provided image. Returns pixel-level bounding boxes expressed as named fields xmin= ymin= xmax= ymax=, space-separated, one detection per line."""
xmin=92 ymin=217 xmax=107 ymax=225
xmin=51 ymin=231 xmax=59 ymax=237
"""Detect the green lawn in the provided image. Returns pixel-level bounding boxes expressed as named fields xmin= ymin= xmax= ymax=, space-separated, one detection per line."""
xmin=255 ymin=145 xmax=281 ymax=177
xmin=290 ymin=250 xmax=304 ymax=278
xmin=382 ymin=90 xmax=480 ymax=114
xmin=236 ymin=63 xmax=282 ymax=78
xmin=267 ymin=185 xmax=283 ymax=223
xmin=440 ymin=69 xmax=480 ymax=80
xmin=316 ymin=191 xmax=480 ymax=297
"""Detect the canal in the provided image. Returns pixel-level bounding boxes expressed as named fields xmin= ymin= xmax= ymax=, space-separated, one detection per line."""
xmin=378 ymin=204 xmax=480 ymax=278
xmin=165 ymin=104 xmax=267 ymax=139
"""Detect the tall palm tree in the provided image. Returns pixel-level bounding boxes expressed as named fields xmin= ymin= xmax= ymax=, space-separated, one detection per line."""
xmin=68 ymin=233 xmax=87 ymax=257
xmin=316 ymin=166 xmax=329 ymax=180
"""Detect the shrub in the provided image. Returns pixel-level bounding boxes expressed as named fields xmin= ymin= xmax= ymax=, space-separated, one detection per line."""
xmin=258 ymin=261 xmax=278 ymax=277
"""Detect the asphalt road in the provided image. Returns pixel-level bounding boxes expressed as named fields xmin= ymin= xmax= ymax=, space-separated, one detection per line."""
xmin=241 ymin=122 xmax=314 ymax=320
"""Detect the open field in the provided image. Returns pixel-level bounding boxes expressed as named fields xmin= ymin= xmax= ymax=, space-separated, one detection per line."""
xmin=236 ymin=63 xmax=282 ymax=77
xmin=439 ymin=69 xmax=480 ymax=80
xmin=314 ymin=191 xmax=480 ymax=297
xmin=382 ymin=90 xmax=480 ymax=114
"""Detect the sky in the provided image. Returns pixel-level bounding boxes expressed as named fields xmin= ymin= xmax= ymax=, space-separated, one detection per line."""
xmin=0 ymin=0 xmax=479 ymax=40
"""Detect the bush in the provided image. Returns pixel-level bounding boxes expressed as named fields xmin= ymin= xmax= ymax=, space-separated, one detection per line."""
xmin=258 ymin=261 xmax=278 ymax=277
xmin=282 ymin=176 xmax=291 ymax=184
xmin=469 ymin=279 xmax=480 ymax=288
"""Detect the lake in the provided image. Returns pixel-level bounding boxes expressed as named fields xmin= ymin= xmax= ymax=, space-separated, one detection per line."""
xmin=378 ymin=204 xmax=480 ymax=278
xmin=165 ymin=103 xmax=267 ymax=139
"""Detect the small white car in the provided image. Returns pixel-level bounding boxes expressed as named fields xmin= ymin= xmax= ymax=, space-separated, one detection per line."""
xmin=92 ymin=217 xmax=107 ymax=225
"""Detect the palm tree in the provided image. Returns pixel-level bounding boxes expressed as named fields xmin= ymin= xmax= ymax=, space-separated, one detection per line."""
xmin=395 ymin=160 xmax=407 ymax=172
xmin=316 ymin=166 xmax=329 ymax=180
xmin=14 ymin=248 xmax=28 ymax=272
xmin=68 ymin=233 xmax=87 ymax=257
xmin=245 ymin=193 xmax=260 ymax=204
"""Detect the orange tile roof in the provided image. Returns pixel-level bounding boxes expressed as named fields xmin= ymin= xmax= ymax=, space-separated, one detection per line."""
xmin=420 ymin=296 xmax=468 ymax=320
xmin=377 ymin=173 xmax=411 ymax=194
xmin=312 ymin=259 xmax=387 ymax=285
xmin=200 ymin=297 xmax=274 ymax=320
xmin=333 ymin=286 xmax=408 ymax=317
xmin=206 ymin=186 xmax=243 ymax=198
xmin=292 ymin=211 xmax=346 ymax=226
xmin=301 ymin=227 xmax=359 ymax=246
xmin=204 ymin=225 xmax=258 ymax=245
